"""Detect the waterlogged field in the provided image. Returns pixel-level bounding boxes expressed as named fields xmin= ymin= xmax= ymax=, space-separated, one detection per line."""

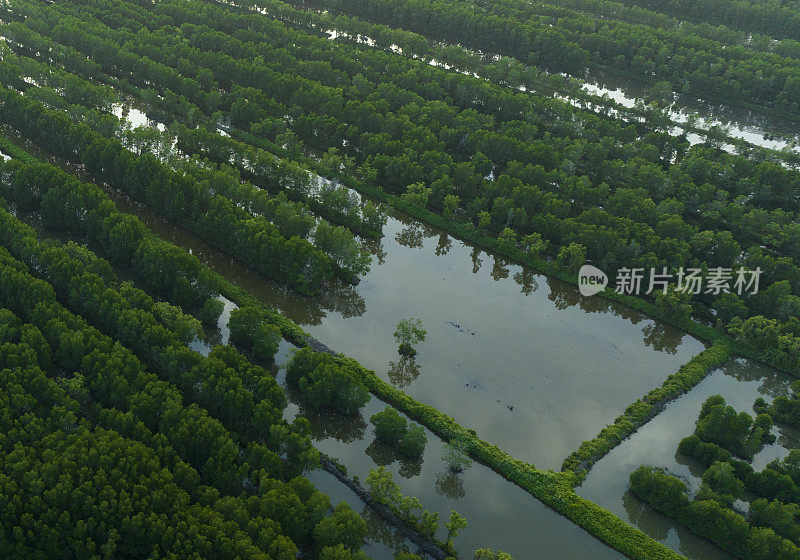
xmin=274 ymin=344 xmax=629 ymax=560
xmin=5 ymin=128 xmax=700 ymax=557
xmin=19 ymin=157 xmax=705 ymax=470
xmin=298 ymin=211 xmax=706 ymax=469
xmin=5 ymin=0 xmax=800 ymax=558
xmin=578 ymin=359 xmax=800 ymax=560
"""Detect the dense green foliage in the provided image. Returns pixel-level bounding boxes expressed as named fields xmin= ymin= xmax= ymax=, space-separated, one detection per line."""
xmin=305 ymin=0 xmax=800 ymax=116
xmin=286 ymin=347 xmax=371 ymax=414
xmin=693 ymin=395 xmax=775 ymax=460
xmin=173 ymin=124 xmax=387 ymax=239
xmin=631 ymin=391 xmax=800 ymax=559
xmin=366 ymin=467 xmax=440 ymax=539
xmin=229 ymin=306 xmax=283 ymax=361
xmin=370 ymin=407 xmax=428 ymax=458
xmin=630 ymin=465 xmax=800 ymax=559
xmin=0 ymin=157 xmax=221 ymax=308
xmin=0 ymin=89 xmax=337 ymax=294
xmin=0 ymin=206 xmax=372 ymax=557
xmin=5 ymin=1 xmax=800 ymax=559
xmin=760 ymin=381 xmax=800 ymax=428
xmin=679 ymin=436 xmax=800 ymax=507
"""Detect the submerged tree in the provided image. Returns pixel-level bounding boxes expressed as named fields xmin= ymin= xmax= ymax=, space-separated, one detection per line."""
xmin=394 ymin=318 xmax=427 ymax=356
xmin=445 ymin=511 xmax=468 ymax=547
xmin=443 ymin=438 xmax=472 ymax=473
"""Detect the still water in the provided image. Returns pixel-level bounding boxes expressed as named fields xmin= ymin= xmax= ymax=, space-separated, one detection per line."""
xmin=273 ymin=341 xmax=628 ymax=560
xmin=578 ymin=358 xmax=800 ymax=560
xmin=93 ymin=175 xmax=705 ymax=470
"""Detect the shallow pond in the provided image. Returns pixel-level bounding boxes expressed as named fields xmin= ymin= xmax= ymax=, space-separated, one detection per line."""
xmin=300 ymin=211 xmax=705 ymax=469
xmin=578 ymin=358 xmax=800 ymax=560
xmin=273 ymin=342 xmax=628 ymax=560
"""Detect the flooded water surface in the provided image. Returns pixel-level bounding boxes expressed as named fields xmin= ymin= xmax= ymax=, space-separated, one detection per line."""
xmin=578 ymin=358 xmax=800 ymax=560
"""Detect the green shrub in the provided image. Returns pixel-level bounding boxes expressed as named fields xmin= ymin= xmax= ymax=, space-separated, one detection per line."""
xmin=563 ymin=342 xmax=732 ymax=473
xmin=371 ymin=407 xmax=407 ymax=445
xmin=631 ymin=464 xmax=800 ymax=560
xmin=286 ymin=348 xmax=370 ymax=414
xmin=228 ymin=306 xmax=281 ymax=361
xmin=399 ymin=426 xmax=427 ymax=459
xmin=629 ymin=466 xmax=689 ymax=518
xmin=198 ymin=297 xmax=224 ymax=327
xmin=695 ymin=396 xmax=773 ymax=460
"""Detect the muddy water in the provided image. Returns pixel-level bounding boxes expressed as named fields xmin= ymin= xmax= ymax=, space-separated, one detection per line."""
xmin=300 ymin=212 xmax=705 ymax=469
xmin=577 ymin=358 xmax=800 ymax=560
xmin=63 ymin=163 xmax=705 ymax=470
xmin=270 ymin=341 xmax=628 ymax=560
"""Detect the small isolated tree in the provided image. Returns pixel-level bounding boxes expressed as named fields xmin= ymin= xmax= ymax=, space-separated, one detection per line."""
xmin=370 ymin=407 xmax=427 ymax=458
xmin=399 ymin=425 xmax=427 ymax=459
xmin=371 ymin=407 xmax=408 ymax=446
xmin=445 ymin=511 xmax=468 ymax=546
xmin=443 ymin=438 xmax=472 ymax=473
xmin=366 ymin=466 xmax=403 ymax=507
xmin=394 ymin=318 xmax=426 ymax=356
xmin=286 ymin=348 xmax=371 ymax=415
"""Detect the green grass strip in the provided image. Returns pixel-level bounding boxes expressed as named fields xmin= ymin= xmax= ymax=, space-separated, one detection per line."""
xmin=562 ymin=342 xmax=733 ymax=476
